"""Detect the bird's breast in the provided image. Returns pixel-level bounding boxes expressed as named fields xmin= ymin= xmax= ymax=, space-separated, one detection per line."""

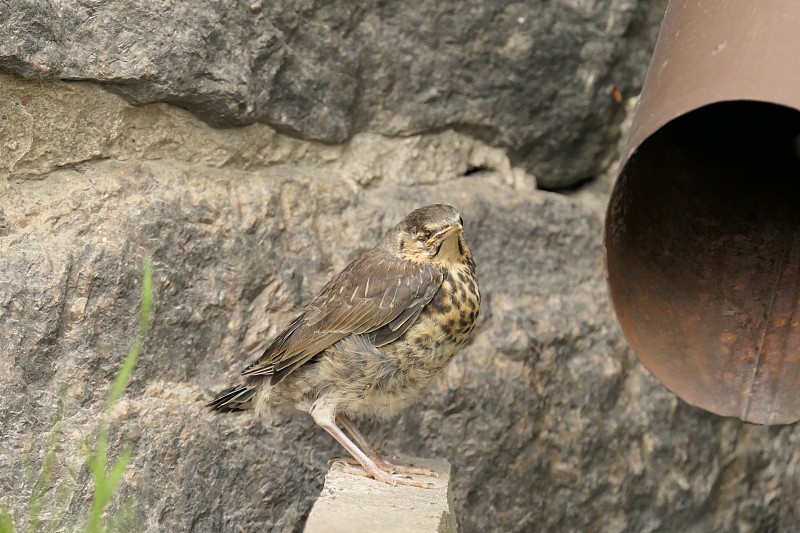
xmin=384 ymin=262 xmax=480 ymax=374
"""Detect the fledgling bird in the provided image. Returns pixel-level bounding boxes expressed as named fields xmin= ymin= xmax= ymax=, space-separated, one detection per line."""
xmin=208 ymin=204 xmax=480 ymax=488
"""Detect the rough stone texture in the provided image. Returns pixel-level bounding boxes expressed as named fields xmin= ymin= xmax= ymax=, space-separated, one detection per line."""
xmin=0 ymin=0 xmax=668 ymax=188
xmin=3 ymin=145 xmax=800 ymax=531
xmin=0 ymin=74 xmax=528 ymax=189
xmin=304 ymin=457 xmax=455 ymax=533
xmin=2 ymin=6 xmax=800 ymax=531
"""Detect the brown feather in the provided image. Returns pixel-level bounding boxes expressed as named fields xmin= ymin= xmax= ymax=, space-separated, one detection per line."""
xmin=241 ymin=247 xmax=444 ymax=385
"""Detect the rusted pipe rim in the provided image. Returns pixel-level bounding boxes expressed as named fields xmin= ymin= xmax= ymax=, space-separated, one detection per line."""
xmin=605 ymin=0 xmax=800 ymax=425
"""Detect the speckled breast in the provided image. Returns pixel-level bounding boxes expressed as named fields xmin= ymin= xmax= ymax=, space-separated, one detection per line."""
xmin=387 ymin=262 xmax=480 ymax=374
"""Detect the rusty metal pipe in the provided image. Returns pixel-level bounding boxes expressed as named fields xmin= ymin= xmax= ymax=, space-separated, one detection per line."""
xmin=605 ymin=0 xmax=800 ymax=424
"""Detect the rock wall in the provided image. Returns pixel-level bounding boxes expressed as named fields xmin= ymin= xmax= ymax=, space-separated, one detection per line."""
xmin=3 ymin=2 xmax=800 ymax=532
xmin=0 ymin=0 xmax=666 ymax=189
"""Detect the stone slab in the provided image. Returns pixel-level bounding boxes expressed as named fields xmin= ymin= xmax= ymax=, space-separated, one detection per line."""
xmin=305 ymin=457 xmax=455 ymax=533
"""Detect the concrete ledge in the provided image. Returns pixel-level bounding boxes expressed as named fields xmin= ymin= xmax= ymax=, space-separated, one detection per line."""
xmin=304 ymin=456 xmax=456 ymax=533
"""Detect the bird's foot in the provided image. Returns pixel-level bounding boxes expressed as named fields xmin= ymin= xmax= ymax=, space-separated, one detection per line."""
xmin=333 ymin=462 xmax=434 ymax=488
xmin=329 ymin=456 xmax=439 ymax=477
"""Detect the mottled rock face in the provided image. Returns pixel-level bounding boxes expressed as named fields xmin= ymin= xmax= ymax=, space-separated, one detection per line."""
xmin=0 ymin=0 xmax=666 ymax=188
xmin=2 ymin=158 xmax=800 ymax=532
xmin=2 ymin=2 xmax=800 ymax=532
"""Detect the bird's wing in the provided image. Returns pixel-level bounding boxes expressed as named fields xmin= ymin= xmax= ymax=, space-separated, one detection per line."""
xmin=241 ymin=250 xmax=444 ymax=384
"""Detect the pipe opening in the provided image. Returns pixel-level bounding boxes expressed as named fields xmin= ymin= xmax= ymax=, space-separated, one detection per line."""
xmin=606 ymin=101 xmax=800 ymax=424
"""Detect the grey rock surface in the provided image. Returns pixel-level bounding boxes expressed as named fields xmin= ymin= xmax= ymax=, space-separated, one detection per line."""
xmin=0 ymin=73 xmax=528 ymax=189
xmin=1 ymin=4 xmax=799 ymax=530
xmin=0 ymin=0 xmax=667 ymax=188
xmin=2 ymin=154 xmax=800 ymax=532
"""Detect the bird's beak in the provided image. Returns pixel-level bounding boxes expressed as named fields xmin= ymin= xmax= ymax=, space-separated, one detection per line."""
xmin=426 ymin=223 xmax=463 ymax=248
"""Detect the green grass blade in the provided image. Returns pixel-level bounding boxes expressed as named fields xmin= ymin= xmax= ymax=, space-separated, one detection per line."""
xmin=107 ymin=257 xmax=153 ymax=409
xmin=86 ymin=257 xmax=154 ymax=533
xmin=87 ymin=427 xmax=109 ymax=479
xmin=105 ymin=449 xmax=132 ymax=495
xmin=0 ymin=505 xmax=15 ymax=533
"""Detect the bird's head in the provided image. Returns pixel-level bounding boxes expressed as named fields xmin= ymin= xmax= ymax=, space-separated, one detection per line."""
xmin=391 ymin=204 xmax=472 ymax=267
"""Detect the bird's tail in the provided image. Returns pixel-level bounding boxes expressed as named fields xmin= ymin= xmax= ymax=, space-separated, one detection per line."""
xmin=207 ymin=384 xmax=257 ymax=411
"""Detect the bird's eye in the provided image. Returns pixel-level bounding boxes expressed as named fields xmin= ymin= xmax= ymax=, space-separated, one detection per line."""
xmin=459 ymin=216 xmax=464 ymax=226
xmin=419 ymin=229 xmax=434 ymax=242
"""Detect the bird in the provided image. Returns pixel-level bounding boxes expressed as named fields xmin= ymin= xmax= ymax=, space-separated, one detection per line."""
xmin=208 ymin=204 xmax=480 ymax=488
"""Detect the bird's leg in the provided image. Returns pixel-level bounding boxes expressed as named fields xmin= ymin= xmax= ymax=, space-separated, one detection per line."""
xmin=336 ymin=414 xmax=439 ymax=478
xmin=310 ymin=402 xmax=432 ymax=488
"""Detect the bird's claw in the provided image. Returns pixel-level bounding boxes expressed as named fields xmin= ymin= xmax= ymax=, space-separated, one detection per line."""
xmin=329 ymin=455 xmax=438 ymax=478
xmin=336 ymin=464 xmax=433 ymax=489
